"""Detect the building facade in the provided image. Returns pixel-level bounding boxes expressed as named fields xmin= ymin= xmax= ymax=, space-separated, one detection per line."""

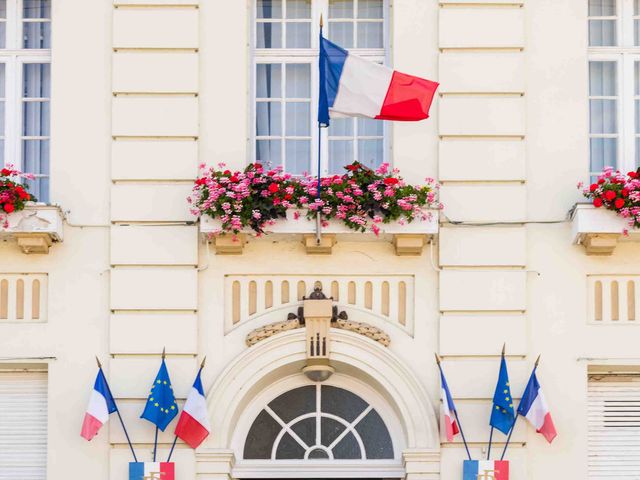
xmin=1 ymin=1 xmax=639 ymax=479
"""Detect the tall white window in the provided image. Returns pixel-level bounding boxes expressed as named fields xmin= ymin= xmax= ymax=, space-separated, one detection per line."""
xmin=0 ymin=0 xmax=51 ymax=201
xmin=588 ymin=0 xmax=640 ymax=177
xmin=253 ymin=0 xmax=388 ymax=175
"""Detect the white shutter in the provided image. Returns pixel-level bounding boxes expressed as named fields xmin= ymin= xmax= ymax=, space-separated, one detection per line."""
xmin=588 ymin=376 xmax=640 ymax=480
xmin=0 ymin=371 xmax=47 ymax=480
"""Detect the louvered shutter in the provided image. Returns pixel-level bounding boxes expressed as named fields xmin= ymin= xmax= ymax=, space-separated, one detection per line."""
xmin=588 ymin=376 xmax=640 ymax=479
xmin=0 ymin=371 xmax=47 ymax=480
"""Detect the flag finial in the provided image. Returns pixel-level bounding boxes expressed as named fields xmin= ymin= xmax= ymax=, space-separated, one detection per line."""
xmin=434 ymin=353 xmax=441 ymax=365
xmin=535 ymin=354 xmax=541 ymax=367
xmin=200 ymin=356 xmax=207 ymax=369
xmin=502 ymin=342 xmax=506 ymax=356
xmin=95 ymin=356 xmax=102 ymax=369
xmin=320 ymin=13 xmax=323 ymax=28
xmin=162 ymin=347 xmax=166 ymax=359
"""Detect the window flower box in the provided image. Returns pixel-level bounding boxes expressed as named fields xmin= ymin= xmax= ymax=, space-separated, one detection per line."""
xmin=200 ymin=207 xmax=439 ymax=255
xmin=2 ymin=203 xmax=64 ymax=254
xmin=571 ymin=203 xmax=638 ymax=255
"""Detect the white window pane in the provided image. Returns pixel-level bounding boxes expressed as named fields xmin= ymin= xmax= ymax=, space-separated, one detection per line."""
xmin=0 ymin=139 xmax=4 ymax=166
xmin=589 ymin=0 xmax=615 ymax=16
xmin=23 ymin=0 xmax=51 ymax=18
xmin=357 ymin=0 xmax=383 ymax=19
xmin=0 ymin=63 xmax=5 ymax=98
xmin=329 ymin=118 xmax=353 ymax=136
xmin=329 ymin=140 xmax=354 ymax=173
xmin=286 ymin=0 xmax=311 ymax=19
xmin=0 ymin=102 xmax=4 ymax=138
xmin=590 ymin=137 xmax=617 ymax=171
xmin=328 ymin=22 xmax=353 ymax=47
xmin=23 ymin=63 xmax=50 ymax=98
xmin=23 ymin=21 xmax=51 ymax=49
xmin=0 ymin=1 xmax=6 ymax=17
xmin=286 ymin=22 xmax=311 ymax=48
xmin=357 ymin=21 xmax=383 ymax=48
xmin=358 ymin=139 xmax=383 ymax=169
xmin=285 ymin=64 xmax=310 ymax=98
xmin=23 ymin=101 xmax=50 ymax=136
xmin=589 ymin=20 xmax=617 ymax=46
xmin=257 ymin=64 xmax=282 ymax=98
xmin=358 ymin=118 xmax=383 ymax=136
xmin=285 ymin=103 xmax=310 ymax=135
xmin=635 ymin=19 xmax=640 ymax=46
xmin=0 ymin=21 xmax=5 ymax=48
xmin=636 ymin=137 xmax=640 ymax=167
xmin=330 ymin=0 xmax=354 ymax=18
xmin=590 ymin=99 xmax=618 ymax=134
xmin=257 ymin=22 xmax=282 ymax=48
xmin=257 ymin=0 xmax=283 ymax=18
xmin=23 ymin=139 xmax=49 ymax=201
xmin=636 ymin=100 xmax=640 ymax=134
xmin=285 ymin=139 xmax=310 ymax=175
xmin=589 ymin=61 xmax=617 ymax=96
xmin=256 ymin=102 xmax=282 ymax=136
xmin=256 ymin=139 xmax=282 ymax=166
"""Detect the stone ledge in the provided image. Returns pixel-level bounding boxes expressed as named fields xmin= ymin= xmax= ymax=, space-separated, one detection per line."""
xmin=571 ymin=204 xmax=639 ymax=255
xmin=1 ymin=204 xmax=64 ymax=254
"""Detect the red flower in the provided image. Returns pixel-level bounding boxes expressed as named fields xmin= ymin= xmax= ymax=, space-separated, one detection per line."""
xmin=598 ymin=178 xmax=606 ymax=184
xmin=254 ymin=163 xmax=262 ymax=169
xmin=195 ymin=178 xmax=206 ymax=186
xmin=284 ymin=193 xmax=292 ymax=200
xmin=628 ymin=171 xmax=638 ymax=179
xmin=615 ymin=198 xmax=625 ymax=209
xmin=230 ymin=175 xmax=239 ymax=182
xmin=3 ymin=203 xmax=14 ymax=213
xmin=346 ymin=164 xmax=360 ymax=172
xmin=0 ymin=168 xmax=11 ymax=176
xmin=384 ymin=177 xmax=399 ymax=186
xmin=604 ymin=190 xmax=617 ymax=201
xmin=16 ymin=187 xmax=29 ymax=200
xmin=268 ymin=183 xmax=279 ymax=193
xmin=593 ymin=197 xmax=603 ymax=207
xmin=589 ymin=183 xmax=598 ymax=192
xmin=622 ymin=188 xmax=629 ymax=197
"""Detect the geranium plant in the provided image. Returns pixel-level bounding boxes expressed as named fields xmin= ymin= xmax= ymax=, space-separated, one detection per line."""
xmin=0 ymin=166 xmax=36 ymax=226
xmin=580 ymin=167 xmax=640 ymax=228
xmin=189 ymin=161 xmax=439 ymax=235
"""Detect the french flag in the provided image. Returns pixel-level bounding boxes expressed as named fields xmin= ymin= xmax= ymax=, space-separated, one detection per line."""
xmin=440 ymin=371 xmax=460 ymax=442
xmin=174 ymin=369 xmax=211 ymax=449
xmin=517 ymin=371 xmax=557 ymax=443
xmin=318 ymin=35 xmax=438 ymax=125
xmin=81 ymin=369 xmax=117 ymax=441
xmin=463 ymin=460 xmax=509 ymax=480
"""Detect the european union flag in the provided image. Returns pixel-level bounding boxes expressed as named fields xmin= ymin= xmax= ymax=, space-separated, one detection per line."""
xmin=490 ymin=355 xmax=515 ymax=435
xmin=140 ymin=359 xmax=178 ymax=431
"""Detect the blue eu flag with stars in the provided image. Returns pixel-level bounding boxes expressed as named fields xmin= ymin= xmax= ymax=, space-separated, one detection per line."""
xmin=490 ymin=355 xmax=515 ymax=435
xmin=140 ymin=358 xmax=178 ymax=431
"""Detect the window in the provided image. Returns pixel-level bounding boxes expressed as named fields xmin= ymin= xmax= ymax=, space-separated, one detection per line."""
xmin=588 ymin=0 xmax=640 ymax=177
xmin=243 ymin=384 xmax=394 ymax=460
xmin=0 ymin=0 xmax=51 ymax=202
xmin=253 ymin=0 xmax=388 ymax=175
xmin=0 ymin=370 xmax=47 ymax=480
xmin=588 ymin=373 xmax=640 ymax=478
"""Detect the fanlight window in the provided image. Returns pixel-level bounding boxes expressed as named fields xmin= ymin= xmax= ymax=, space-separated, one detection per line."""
xmin=243 ymin=385 xmax=394 ymax=460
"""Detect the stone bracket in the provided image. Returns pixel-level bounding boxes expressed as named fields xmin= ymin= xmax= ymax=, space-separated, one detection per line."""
xmin=393 ymin=234 xmax=430 ymax=256
xmin=303 ymin=233 xmax=336 ymax=254
xmin=212 ymin=233 xmax=247 ymax=254
xmin=581 ymin=233 xmax=619 ymax=256
xmin=14 ymin=233 xmax=54 ymax=254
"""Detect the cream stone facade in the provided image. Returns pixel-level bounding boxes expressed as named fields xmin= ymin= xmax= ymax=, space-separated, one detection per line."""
xmin=1 ymin=1 xmax=639 ymax=480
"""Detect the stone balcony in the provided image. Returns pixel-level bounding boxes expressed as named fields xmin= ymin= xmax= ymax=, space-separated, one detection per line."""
xmin=200 ymin=208 xmax=439 ymax=255
xmin=571 ymin=203 xmax=640 ymax=255
xmin=1 ymin=204 xmax=64 ymax=254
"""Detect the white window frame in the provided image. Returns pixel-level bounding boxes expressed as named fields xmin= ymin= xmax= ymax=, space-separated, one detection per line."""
xmin=588 ymin=0 xmax=640 ymax=175
xmin=0 ymin=0 xmax=51 ymax=190
xmin=250 ymin=0 xmax=391 ymax=175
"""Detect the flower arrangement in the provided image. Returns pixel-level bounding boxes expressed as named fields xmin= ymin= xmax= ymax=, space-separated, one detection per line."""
xmin=580 ymin=167 xmax=640 ymax=229
xmin=189 ymin=161 xmax=440 ymax=235
xmin=0 ymin=166 xmax=36 ymax=226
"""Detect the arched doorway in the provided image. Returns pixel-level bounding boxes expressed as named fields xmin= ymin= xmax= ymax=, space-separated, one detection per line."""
xmin=197 ymin=328 xmax=440 ymax=479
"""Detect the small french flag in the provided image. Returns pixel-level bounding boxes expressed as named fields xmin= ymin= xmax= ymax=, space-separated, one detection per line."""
xmin=319 ymin=35 xmax=439 ymax=126
xmin=517 ymin=371 xmax=557 ymax=443
xmin=463 ymin=460 xmax=509 ymax=480
xmin=81 ymin=369 xmax=117 ymax=441
xmin=440 ymin=370 xmax=460 ymax=442
xmin=174 ymin=369 xmax=211 ymax=449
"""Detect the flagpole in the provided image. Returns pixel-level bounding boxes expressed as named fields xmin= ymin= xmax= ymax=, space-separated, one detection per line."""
xmin=435 ymin=353 xmax=472 ymax=461
xmin=487 ymin=343 xmax=506 ymax=460
xmin=95 ymin=356 xmax=138 ymax=462
xmin=315 ymin=14 xmax=324 ymax=245
xmin=167 ymin=356 xmax=206 ymax=462
xmin=152 ymin=347 xmax=166 ymax=462
xmin=500 ymin=354 xmax=540 ymax=460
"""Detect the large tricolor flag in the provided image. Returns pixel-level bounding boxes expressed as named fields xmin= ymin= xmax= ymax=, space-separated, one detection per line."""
xmin=440 ymin=370 xmax=460 ymax=442
xmin=174 ymin=368 xmax=211 ymax=449
xmin=517 ymin=370 xmax=557 ymax=443
xmin=463 ymin=460 xmax=509 ymax=480
xmin=81 ymin=368 xmax=117 ymax=441
xmin=318 ymin=35 xmax=439 ymax=126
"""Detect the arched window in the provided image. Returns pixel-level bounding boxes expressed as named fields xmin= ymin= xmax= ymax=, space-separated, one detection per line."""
xmin=243 ymin=384 xmax=394 ymax=460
